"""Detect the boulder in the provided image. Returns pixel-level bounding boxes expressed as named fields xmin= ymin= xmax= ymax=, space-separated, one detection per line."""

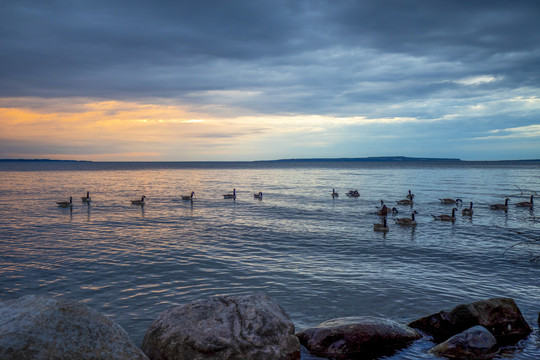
xmin=409 ymin=297 xmax=532 ymax=345
xmin=296 ymin=316 xmax=421 ymax=360
xmin=430 ymin=325 xmax=499 ymax=359
xmin=141 ymin=293 xmax=300 ymax=360
xmin=0 ymin=295 xmax=148 ymax=360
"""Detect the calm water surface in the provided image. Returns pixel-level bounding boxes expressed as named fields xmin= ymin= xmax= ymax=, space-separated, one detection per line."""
xmin=1 ymin=161 xmax=539 ymax=359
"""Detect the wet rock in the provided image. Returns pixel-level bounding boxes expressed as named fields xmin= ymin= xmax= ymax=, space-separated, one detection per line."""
xmin=0 ymin=295 xmax=148 ymax=360
xmin=296 ymin=316 xmax=421 ymax=360
xmin=141 ymin=293 xmax=300 ymax=360
xmin=430 ymin=325 xmax=499 ymax=359
xmin=409 ymin=297 xmax=532 ymax=345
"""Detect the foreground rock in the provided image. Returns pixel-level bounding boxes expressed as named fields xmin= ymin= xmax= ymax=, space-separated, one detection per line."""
xmin=430 ymin=325 xmax=499 ymax=359
xmin=141 ymin=294 xmax=300 ymax=360
xmin=296 ymin=316 xmax=421 ymax=360
xmin=409 ymin=297 xmax=532 ymax=345
xmin=0 ymin=295 xmax=148 ymax=360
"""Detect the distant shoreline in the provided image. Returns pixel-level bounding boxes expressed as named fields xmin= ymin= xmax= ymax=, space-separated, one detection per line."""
xmin=1 ymin=156 xmax=540 ymax=163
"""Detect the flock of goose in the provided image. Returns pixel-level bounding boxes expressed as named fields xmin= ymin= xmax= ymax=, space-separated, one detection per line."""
xmin=371 ymin=190 xmax=535 ymax=232
xmin=56 ymin=189 xmax=534 ymax=233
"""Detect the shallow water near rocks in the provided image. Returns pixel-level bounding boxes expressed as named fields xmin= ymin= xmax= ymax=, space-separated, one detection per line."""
xmin=1 ymin=161 xmax=539 ymax=359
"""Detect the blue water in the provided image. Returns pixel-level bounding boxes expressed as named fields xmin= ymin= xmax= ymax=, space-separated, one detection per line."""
xmin=1 ymin=161 xmax=539 ymax=359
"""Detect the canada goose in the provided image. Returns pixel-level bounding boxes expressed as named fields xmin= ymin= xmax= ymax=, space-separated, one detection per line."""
xmin=81 ymin=191 xmax=91 ymax=202
xmin=516 ymin=195 xmax=534 ymax=208
xmin=462 ymin=202 xmax=474 ymax=216
xmin=432 ymin=208 xmax=457 ymax=221
xmin=376 ymin=205 xmax=398 ymax=216
xmin=57 ymin=196 xmax=73 ymax=207
xmin=131 ymin=195 xmax=146 ymax=205
xmin=223 ymin=189 xmax=236 ymax=199
xmin=396 ymin=198 xmax=413 ymax=205
xmin=332 ymin=189 xmax=339 ymax=198
xmin=395 ymin=211 xmax=417 ymax=226
xmin=374 ymin=217 xmax=389 ymax=232
xmin=406 ymin=190 xmax=415 ymax=200
xmin=181 ymin=192 xmax=195 ymax=201
xmin=254 ymin=192 xmax=263 ymax=199
xmin=439 ymin=198 xmax=463 ymax=205
xmin=346 ymin=190 xmax=360 ymax=197
xmin=490 ymin=198 xmax=509 ymax=211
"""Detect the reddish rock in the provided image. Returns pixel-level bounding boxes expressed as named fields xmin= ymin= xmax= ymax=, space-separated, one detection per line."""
xmin=409 ymin=297 xmax=532 ymax=345
xmin=296 ymin=316 xmax=421 ymax=360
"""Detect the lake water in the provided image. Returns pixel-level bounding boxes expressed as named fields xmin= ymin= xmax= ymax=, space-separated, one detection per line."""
xmin=1 ymin=160 xmax=539 ymax=359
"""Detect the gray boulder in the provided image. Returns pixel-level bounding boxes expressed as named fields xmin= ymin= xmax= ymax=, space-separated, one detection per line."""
xmin=409 ymin=297 xmax=532 ymax=345
xmin=296 ymin=316 xmax=421 ymax=360
xmin=141 ymin=293 xmax=300 ymax=360
xmin=0 ymin=295 xmax=148 ymax=360
xmin=430 ymin=325 xmax=499 ymax=359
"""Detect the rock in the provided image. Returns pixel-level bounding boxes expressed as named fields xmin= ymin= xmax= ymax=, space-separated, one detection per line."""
xmin=409 ymin=297 xmax=532 ymax=345
xmin=141 ymin=293 xmax=300 ymax=360
xmin=0 ymin=295 xmax=148 ymax=360
xmin=296 ymin=316 xmax=421 ymax=360
xmin=430 ymin=325 xmax=499 ymax=359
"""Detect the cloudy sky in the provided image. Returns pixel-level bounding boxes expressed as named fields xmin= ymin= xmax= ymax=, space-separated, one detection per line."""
xmin=1 ymin=0 xmax=539 ymax=161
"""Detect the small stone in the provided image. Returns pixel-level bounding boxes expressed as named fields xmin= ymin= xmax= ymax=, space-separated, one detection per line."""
xmin=430 ymin=325 xmax=499 ymax=359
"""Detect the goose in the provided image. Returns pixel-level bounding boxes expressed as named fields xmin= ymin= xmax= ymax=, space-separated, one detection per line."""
xmin=432 ymin=208 xmax=457 ymax=221
xmin=57 ymin=196 xmax=73 ymax=207
xmin=396 ymin=198 xmax=413 ymax=205
xmin=439 ymin=198 xmax=462 ymax=205
xmin=395 ymin=211 xmax=417 ymax=226
xmin=516 ymin=195 xmax=534 ymax=208
xmin=346 ymin=189 xmax=360 ymax=197
xmin=406 ymin=190 xmax=415 ymax=200
xmin=131 ymin=195 xmax=146 ymax=205
xmin=81 ymin=191 xmax=91 ymax=202
xmin=331 ymin=189 xmax=339 ymax=198
xmin=374 ymin=217 xmax=389 ymax=232
xmin=181 ymin=191 xmax=195 ymax=201
xmin=462 ymin=202 xmax=474 ymax=216
xmin=254 ymin=192 xmax=263 ymax=199
xmin=376 ymin=205 xmax=398 ymax=216
xmin=223 ymin=189 xmax=236 ymax=199
xmin=490 ymin=198 xmax=509 ymax=211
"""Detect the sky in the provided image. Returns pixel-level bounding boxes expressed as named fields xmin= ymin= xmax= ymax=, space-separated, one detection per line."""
xmin=1 ymin=0 xmax=540 ymax=161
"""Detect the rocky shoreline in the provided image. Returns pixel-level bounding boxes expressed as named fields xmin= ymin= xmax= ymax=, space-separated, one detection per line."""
xmin=0 ymin=294 xmax=537 ymax=359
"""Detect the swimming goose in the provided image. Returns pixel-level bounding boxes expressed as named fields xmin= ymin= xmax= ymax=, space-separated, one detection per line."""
xmin=395 ymin=211 xmax=417 ymax=226
xmin=332 ymin=189 xmax=339 ymax=198
xmin=81 ymin=191 xmax=91 ymax=202
xmin=57 ymin=197 xmax=73 ymax=207
xmin=181 ymin=192 xmax=195 ymax=201
xmin=490 ymin=198 xmax=509 ymax=211
xmin=131 ymin=195 xmax=146 ymax=205
xmin=373 ymin=217 xmax=389 ymax=232
xmin=516 ymin=195 xmax=534 ymax=208
xmin=376 ymin=205 xmax=398 ymax=216
xmin=406 ymin=190 xmax=415 ymax=200
xmin=462 ymin=202 xmax=474 ymax=216
xmin=223 ymin=189 xmax=236 ymax=199
xmin=432 ymin=208 xmax=457 ymax=222
xmin=254 ymin=192 xmax=263 ymax=199
xmin=439 ymin=198 xmax=463 ymax=205
xmin=346 ymin=189 xmax=360 ymax=197
xmin=396 ymin=198 xmax=413 ymax=205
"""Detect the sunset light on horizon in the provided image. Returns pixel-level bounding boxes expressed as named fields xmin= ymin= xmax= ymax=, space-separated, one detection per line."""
xmin=1 ymin=1 xmax=540 ymax=161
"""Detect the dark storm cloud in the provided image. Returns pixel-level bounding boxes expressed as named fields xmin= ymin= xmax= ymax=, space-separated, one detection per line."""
xmin=1 ymin=0 xmax=540 ymax=117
